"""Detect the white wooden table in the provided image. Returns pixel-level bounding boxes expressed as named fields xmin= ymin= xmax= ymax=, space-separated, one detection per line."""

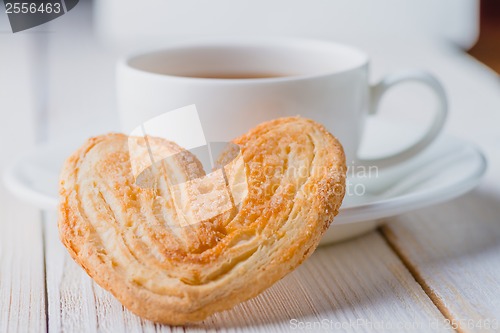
xmin=1 ymin=6 xmax=500 ymax=333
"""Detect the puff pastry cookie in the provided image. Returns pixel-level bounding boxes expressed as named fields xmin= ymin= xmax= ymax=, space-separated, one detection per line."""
xmin=59 ymin=117 xmax=346 ymax=324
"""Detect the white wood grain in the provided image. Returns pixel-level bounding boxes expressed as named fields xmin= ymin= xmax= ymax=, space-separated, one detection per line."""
xmin=0 ymin=33 xmax=46 ymax=332
xmin=44 ymin=210 xmax=451 ymax=333
xmin=382 ymin=190 xmax=500 ymax=333
xmin=44 ymin=216 xmax=156 ymax=333
xmin=0 ymin=195 xmax=46 ymax=333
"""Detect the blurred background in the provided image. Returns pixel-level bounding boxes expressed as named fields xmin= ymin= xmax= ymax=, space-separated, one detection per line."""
xmin=469 ymin=0 xmax=500 ymax=73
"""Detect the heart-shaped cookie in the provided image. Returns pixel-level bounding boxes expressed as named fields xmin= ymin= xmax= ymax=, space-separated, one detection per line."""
xmin=59 ymin=117 xmax=346 ymax=324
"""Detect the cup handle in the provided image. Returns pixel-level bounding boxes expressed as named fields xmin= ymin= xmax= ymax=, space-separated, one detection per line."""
xmin=359 ymin=70 xmax=448 ymax=169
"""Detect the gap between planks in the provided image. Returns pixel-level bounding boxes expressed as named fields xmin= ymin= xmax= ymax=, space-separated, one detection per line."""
xmin=42 ymin=212 xmax=50 ymax=333
xmin=377 ymin=226 xmax=459 ymax=333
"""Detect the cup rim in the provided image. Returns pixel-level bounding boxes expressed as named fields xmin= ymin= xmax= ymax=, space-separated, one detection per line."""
xmin=118 ymin=38 xmax=369 ymax=84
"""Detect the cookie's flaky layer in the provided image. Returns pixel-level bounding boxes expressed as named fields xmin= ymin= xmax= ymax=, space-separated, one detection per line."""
xmin=58 ymin=117 xmax=346 ymax=324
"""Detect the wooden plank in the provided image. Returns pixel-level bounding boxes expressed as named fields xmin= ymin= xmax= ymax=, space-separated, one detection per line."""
xmin=44 ymin=212 xmax=452 ymax=333
xmin=0 ymin=33 xmax=46 ymax=332
xmin=201 ymin=231 xmax=451 ymax=332
xmin=382 ymin=190 xmax=500 ymax=333
xmin=0 ymin=194 xmax=46 ymax=333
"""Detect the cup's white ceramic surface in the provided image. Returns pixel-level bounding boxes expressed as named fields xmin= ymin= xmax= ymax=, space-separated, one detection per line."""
xmin=117 ymin=39 xmax=447 ymax=169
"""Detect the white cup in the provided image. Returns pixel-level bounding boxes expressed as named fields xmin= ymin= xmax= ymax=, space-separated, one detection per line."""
xmin=117 ymin=38 xmax=447 ymax=169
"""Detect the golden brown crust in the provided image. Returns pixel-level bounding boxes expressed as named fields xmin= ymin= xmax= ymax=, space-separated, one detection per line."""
xmin=58 ymin=117 xmax=346 ymax=324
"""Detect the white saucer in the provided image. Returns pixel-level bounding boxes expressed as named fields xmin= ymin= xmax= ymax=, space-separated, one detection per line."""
xmin=2 ymin=120 xmax=487 ymax=244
